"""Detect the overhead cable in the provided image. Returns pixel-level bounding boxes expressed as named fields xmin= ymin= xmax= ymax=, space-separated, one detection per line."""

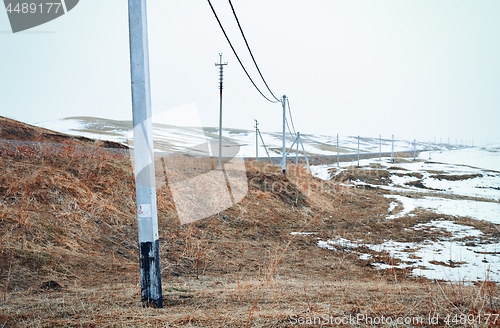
xmin=227 ymin=0 xmax=280 ymax=102
xmin=258 ymin=129 xmax=278 ymax=163
xmin=286 ymin=118 xmax=296 ymax=137
xmin=206 ymin=0 xmax=279 ymax=103
xmin=287 ymin=97 xmax=297 ymax=136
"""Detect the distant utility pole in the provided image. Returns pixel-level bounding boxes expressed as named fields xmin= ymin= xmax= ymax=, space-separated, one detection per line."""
xmin=281 ymin=95 xmax=287 ymax=174
xmin=357 ymin=135 xmax=360 ymax=167
xmin=254 ymin=119 xmax=259 ymax=161
xmin=379 ymin=134 xmax=381 ymax=161
xmin=295 ymin=132 xmax=299 ymax=165
xmin=215 ymin=53 xmax=228 ymax=168
xmin=413 ymin=139 xmax=416 ymax=161
xmin=284 ymin=132 xmax=311 ymax=172
xmin=336 ymin=134 xmax=339 ymax=168
xmin=128 ymin=0 xmax=162 ymax=308
xmin=391 ymin=134 xmax=395 ymax=163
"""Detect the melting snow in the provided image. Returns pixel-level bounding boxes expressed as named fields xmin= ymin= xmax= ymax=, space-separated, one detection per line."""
xmin=385 ymin=195 xmax=500 ymax=224
xmin=319 ymin=220 xmax=500 ymax=282
xmin=313 ymin=147 xmax=500 ymax=283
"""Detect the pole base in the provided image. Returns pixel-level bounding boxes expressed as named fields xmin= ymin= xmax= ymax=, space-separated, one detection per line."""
xmin=141 ymin=299 xmax=163 ymax=308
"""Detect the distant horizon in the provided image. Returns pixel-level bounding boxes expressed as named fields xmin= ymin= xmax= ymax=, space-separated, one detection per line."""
xmin=0 ymin=113 xmax=492 ymax=148
xmin=26 ymin=115 xmax=488 ymax=152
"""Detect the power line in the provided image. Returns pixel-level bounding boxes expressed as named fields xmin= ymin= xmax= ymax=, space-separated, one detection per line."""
xmin=257 ymin=129 xmax=278 ymax=163
xmin=227 ymin=0 xmax=280 ymax=102
xmin=286 ymin=118 xmax=295 ymax=137
xmin=206 ymin=0 xmax=279 ymax=103
xmin=286 ymin=97 xmax=297 ymax=136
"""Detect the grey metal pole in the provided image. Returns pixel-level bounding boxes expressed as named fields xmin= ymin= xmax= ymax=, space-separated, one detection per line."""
xmin=379 ymin=134 xmax=381 ymax=160
xmin=282 ymin=95 xmax=287 ymax=174
xmin=413 ymin=139 xmax=416 ymax=161
xmin=295 ymin=132 xmax=299 ymax=165
xmin=298 ymin=133 xmax=311 ymax=173
xmin=357 ymin=135 xmax=360 ymax=167
xmin=336 ymin=133 xmax=339 ymax=168
xmin=391 ymin=134 xmax=395 ymax=163
xmin=254 ymin=119 xmax=258 ymax=161
xmin=429 ymin=141 xmax=431 ymax=159
xmin=128 ymin=0 xmax=162 ymax=308
xmin=216 ymin=53 xmax=227 ymax=168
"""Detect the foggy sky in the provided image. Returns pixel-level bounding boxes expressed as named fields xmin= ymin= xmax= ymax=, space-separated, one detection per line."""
xmin=1 ymin=0 xmax=499 ymax=146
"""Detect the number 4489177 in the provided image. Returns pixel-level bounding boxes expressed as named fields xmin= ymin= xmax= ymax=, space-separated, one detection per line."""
xmin=444 ymin=313 xmax=499 ymax=325
xmin=5 ymin=2 xmax=62 ymax=14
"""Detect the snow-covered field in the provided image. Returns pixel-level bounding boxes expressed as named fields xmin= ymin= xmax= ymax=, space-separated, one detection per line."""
xmin=35 ymin=117 xmax=435 ymax=157
xmin=312 ymin=147 xmax=500 ymax=283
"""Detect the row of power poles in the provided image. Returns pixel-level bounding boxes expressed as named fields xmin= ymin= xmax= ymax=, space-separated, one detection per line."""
xmin=128 ymin=0 xmax=299 ymax=306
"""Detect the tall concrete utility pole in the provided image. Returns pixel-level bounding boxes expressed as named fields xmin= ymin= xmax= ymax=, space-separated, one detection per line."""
xmin=281 ymin=95 xmax=287 ymax=174
xmin=215 ymin=53 xmax=228 ymax=168
xmin=128 ymin=0 xmax=162 ymax=307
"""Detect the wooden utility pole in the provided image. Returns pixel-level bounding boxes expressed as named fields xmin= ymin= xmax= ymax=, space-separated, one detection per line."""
xmin=128 ymin=0 xmax=162 ymax=308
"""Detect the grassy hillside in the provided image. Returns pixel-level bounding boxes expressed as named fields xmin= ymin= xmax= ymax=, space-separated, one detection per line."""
xmin=1 ymin=117 xmax=499 ymax=327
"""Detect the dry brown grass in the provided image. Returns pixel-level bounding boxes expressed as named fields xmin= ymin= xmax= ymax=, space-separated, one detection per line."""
xmin=1 ymin=117 xmax=500 ymax=327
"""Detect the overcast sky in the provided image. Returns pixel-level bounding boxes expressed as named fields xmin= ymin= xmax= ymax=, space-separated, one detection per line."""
xmin=1 ymin=0 xmax=499 ymax=146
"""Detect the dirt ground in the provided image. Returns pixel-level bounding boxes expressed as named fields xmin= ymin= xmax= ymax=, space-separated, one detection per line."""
xmin=1 ymin=117 xmax=499 ymax=327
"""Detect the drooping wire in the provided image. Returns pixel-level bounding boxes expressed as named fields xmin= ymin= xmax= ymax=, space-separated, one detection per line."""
xmin=287 ymin=97 xmax=297 ymax=136
xmin=227 ymin=0 xmax=280 ymax=102
xmin=206 ymin=0 xmax=279 ymax=103
xmin=286 ymin=118 xmax=295 ymax=137
xmin=257 ymin=129 xmax=278 ymax=163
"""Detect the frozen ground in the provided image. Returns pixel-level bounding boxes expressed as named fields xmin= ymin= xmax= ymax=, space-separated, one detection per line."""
xmin=311 ymin=147 xmax=500 ymax=283
xmin=319 ymin=220 xmax=500 ymax=282
xmin=36 ymin=117 xmax=500 ymax=283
